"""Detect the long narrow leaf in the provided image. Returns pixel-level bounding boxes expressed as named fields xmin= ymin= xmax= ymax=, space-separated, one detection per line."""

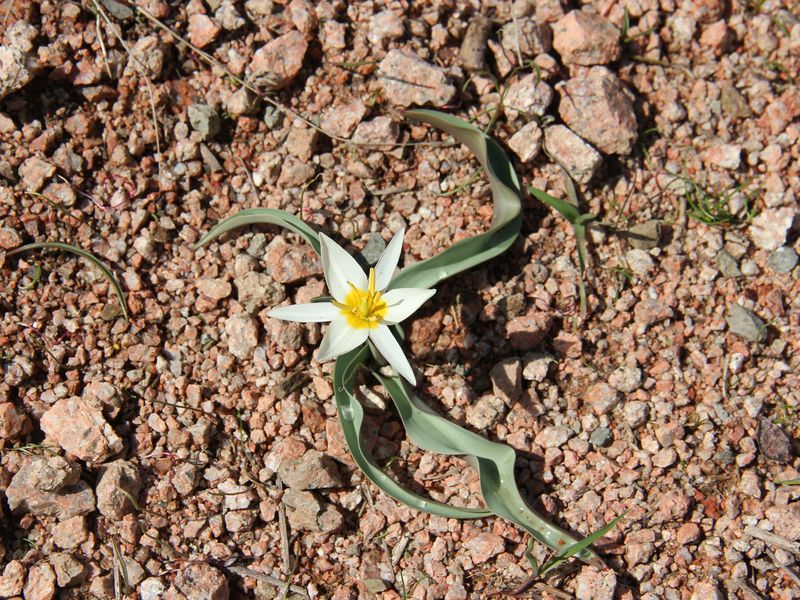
xmin=7 ymin=242 xmax=129 ymax=322
xmin=528 ymin=186 xmax=595 ymax=316
xmin=193 ymin=208 xmax=321 ymax=255
xmin=537 ymin=510 xmax=627 ymax=577
xmin=388 ymin=110 xmax=522 ymax=291
xmin=377 ymin=372 xmax=603 ymax=568
xmin=333 ymin=347 xmax=492 ymax=520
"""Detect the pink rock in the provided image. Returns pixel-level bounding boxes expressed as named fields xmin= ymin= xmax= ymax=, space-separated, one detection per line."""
xmin=507 ymin=121 xmax=543 ymax=162
xmin=187 ymin=14 xmax=221 ymax=48
xmin=0 ymin=401 xmax=32 ymax=439
xmin=676 ymin=522 xmax=702 ymax=545
xmin=465 ymin=533 xmax=505 ymax=564
xmin=587 ymin=382 xmax=619 ymax=415
xmin=172 ymin=564 xmax=229 ymax=600
xmin=18 ymin=156 xmax=56 ymax=191
xmin=49 ymin=553 xmax=85 ymax=588
xmin=543 ymin=125 xmax=602 ymax=184
xmin=224 ymin=314 xmax=259 ymax=360
xmin=96 ymin=460 xmax=142 ymax=519
xmin=287 ymin=0 xmax=317 ymax=34
xmin=197 ymin=278 xmax=232 ymax=300
xmin=264 ymin=236 xmax=322 ymax=283
xmin=766 ymin=504 xmax=800 ymax=540
xmin=52 ymin=516 xmax=89 ymax=549
xmin=22 ymin=563 xmax=56 ymax=600
xmin=6 ymin=456 xmax=95 ymax=519
xmin=552 ymin=10 xmax=621 ymax=66
xmin=40 ymin=397 xmax=123 ymax=463
xmin=352 ymin=116 xmax=399 ymax=147
xmin=506 ymin=310 xmax=553 ymax=350
xmin=557 ymin=67 xmax=638 ymax=155
xmin=368 ymin=10 xmax=405 ymax=47
xmin=502 ymin=73 xmax=554 ymax=121
xmin=0 ymin=45 xmax=35 ymax=101
xmin=701 ymin=141 xmax=741 ymax=170
xmin=748 ymin=207 xmax=795 ymax=251
xmin=378 ymin=49 xmax=456 ymax=107
xmin=633 ymin=296 xmax=673 ymax=326
xmin=574 ymin=566 xmax=616 ymax=599
xmin=321 ymin=100 xmax=367 ymax=139
xmin=249 ymin=31 xmax=308 ymax=90
xmin=0 ymin=560 xmax=25 ymax=597
xmin=0 ymin=226 xmax=22 ymax=249
xmin=490 ymin=358 xmax=522 ymax=404
xmin=700 ymin=20 xmax=735 ymax=54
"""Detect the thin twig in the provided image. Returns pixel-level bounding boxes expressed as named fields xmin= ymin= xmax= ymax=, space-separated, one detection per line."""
xmin=276 ymin=480 xmax=292 ymax=578
xmin=2 ymin=0 xmax=14 ymax=28
xmin=766 ymin=549 xmax=800 ymax=586
xmin=91 ymin=0 xmax=162 ymax=175
xmin=745 ymin=525 xmax=800 ymax=556
xmin=227 ymin=565 xmax=309 ymax=598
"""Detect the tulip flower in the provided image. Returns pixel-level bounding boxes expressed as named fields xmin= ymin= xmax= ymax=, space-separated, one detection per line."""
xmin=268 ymin=230 xmax=434 ymax=385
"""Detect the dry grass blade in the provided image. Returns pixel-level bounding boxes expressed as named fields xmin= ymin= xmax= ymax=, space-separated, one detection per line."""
xmin=7 ymin=242 xmax=129 ymax=322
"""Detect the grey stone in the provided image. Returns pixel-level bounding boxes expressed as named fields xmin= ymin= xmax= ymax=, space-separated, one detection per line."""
xmin=726 ymin=304 xmax=767 ymax=343
xmin=465 ymin=395 xmax=506 ymax=430
xmin=716 ymin=249 xmax=741 ymax=278
xmin=589 ymin=427 xmax=613 ymax=447
xmin=188 ymin=104 xmax=221 ymax=140
xmin=98 ymin=0 xmax=133 ymax=19
xmin=460 ymin=16 xmax=492 ymax=71
xmin=627 ymin=220 xmax=662 ymax=250
xmin=361 ymin=233 xmax=387 ymax=266
xmin=767 ymin=246 xmax=798 ymax=273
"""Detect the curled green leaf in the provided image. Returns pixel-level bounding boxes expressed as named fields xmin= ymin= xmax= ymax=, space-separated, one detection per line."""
xmin=334 ymin=346 xmax=492 ymax=520
xmin=388 ymin=109 xmax=522 ymax=291
xmin=377 ymin=372 xmax=603 ymax=568
xmin=193 ymin=208 xmax=321 ymax=255
xmin=7 ymin=242 xmax=129 ymax=322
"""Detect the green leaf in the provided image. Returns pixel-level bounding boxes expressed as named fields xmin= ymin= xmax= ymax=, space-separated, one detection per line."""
xmin=377 ymin=372 xmax=604 ymax=568
xmin=333 ymin=347 xmax=493 ymax=520
xmin=536 ymin=510 xmax=627 ymax=577
xmin=527 ymin=186 xmax=596 ymax=316
xmin=387 ymin=110 xmax=522 ymax=291
xmin=193 ymin=208 xmax=321 ymax=255
xmin=7 ymin=242 xmax=129 ymax=322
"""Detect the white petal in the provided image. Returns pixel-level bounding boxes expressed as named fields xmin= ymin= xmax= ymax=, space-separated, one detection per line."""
xmin=370 ymin=324 xmax=416 ymax=385
xmin=320 ymin=233 xmax=367 ymax=302
xmin=268 ymin=302 xmax=340 ymax=323
xmin=382 ymin=288 xmax=436 ymax=324
xmin=374 ymin=229 xmax=404 ymax=291
xmin=317 ymin=316 xmax=368 ymax=361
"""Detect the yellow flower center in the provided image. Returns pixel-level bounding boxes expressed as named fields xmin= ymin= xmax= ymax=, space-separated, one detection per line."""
xmin=332 ymin=268 xmax=388 ymax=329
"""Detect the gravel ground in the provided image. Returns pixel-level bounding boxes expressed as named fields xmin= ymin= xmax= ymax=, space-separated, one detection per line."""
xmin=1 ymin=0 xmax=799 ymax=598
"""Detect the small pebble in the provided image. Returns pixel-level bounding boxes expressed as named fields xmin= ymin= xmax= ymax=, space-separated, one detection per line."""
xmin=589 ymin=426 xmax=613 ymax=447
xmin=726 ymin=304 xmax=767 ymax=343
xmin=767 ymin=246 xmax=798 ymax=273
